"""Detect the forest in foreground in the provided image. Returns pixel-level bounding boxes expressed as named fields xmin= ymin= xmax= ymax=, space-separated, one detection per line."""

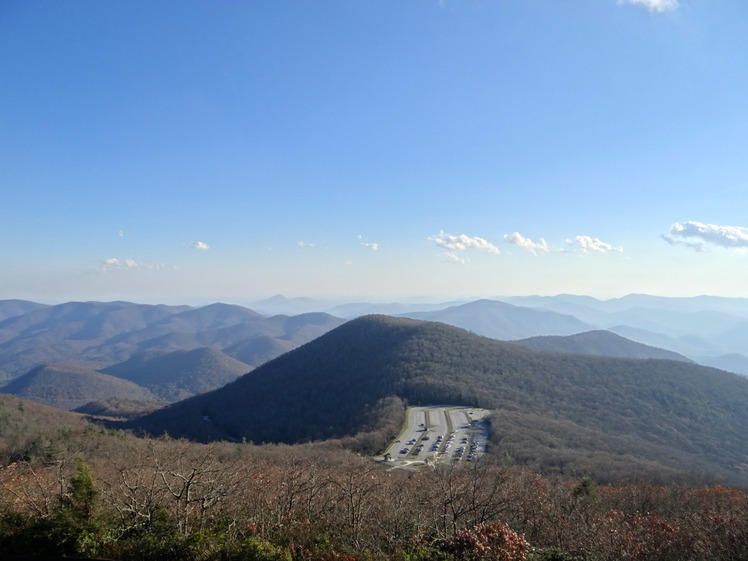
xmin=1 ymin=417 xmax=747 ymax=561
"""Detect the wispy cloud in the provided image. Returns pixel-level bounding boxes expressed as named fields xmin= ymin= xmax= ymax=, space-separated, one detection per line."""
xmin=617 ymin=0 xmax=679 ymax=13
xmin=504 ymin=232 xmax=549 ymax=255
xmin=442 ymin=251 xmax=468 ymax=265
xmin=99 ymin=258 xmax=168 ymax=272
xmin=358 ymin=234 xmax=379 ymax=251
xmin=665 ymin=221 xmax=748 ymax=251
xmin=117 ymin=230 xmax=125 ymax=238
xmin=186 ymin=241 xmax=210 ymax=251
xmin=297 ymin=241 xmax=314 ymax=248
xmin=430 ymin=231 xmax=500 ymax=255
xmin=569 ymin=235 xmax=623 ymax=254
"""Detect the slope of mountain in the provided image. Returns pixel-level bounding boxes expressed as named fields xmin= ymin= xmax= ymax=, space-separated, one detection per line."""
xmin=505 ymin=293 xmax=748 ymax=317
xmin=511 ymin=330 xmax=692 ymax=362
xmin=80 ymin=310 xmax=345 ymax=364
xmin=597 ymin=308 xmax=747 ymax=340
xmin=606 ymin=325 xmax=722 ymax=357
xmin=81 ymin=302 xmax=269 ymax=357
xmin=154 ymin=302 xmax=265 ymax=331
xmin=0 ymin=394 xmax=90 ymax=461
xmin=251 ymin=295 xmax=329 ymax=316
xmin=223 ymin=336 xmax=296 ymax=367
xmin=501 ymin=294 xmax=748 ymax=359
xmin=1 ymin=363 xmax=159 ymax=410
xmin=0 ymin=301 xmax=345 ymax=380
xmin=101 ymin=347 xmax=252 ymax=401
xmin=74 ymin=397 xmax=166 ymax=419
xmin=609 ymin=294 xmax=748 ymax=316
xmin=132 ymin=315 xmax=748 ymax=485
xmin=0 ymin=301 xmax=192 ymax=375
xmin=327 ymin=300 xmax=466 ymax=319
xmin=403 ymin=299 xmax=592 ymax=340
xmin=696 ymin=353 xmax=748 ymax=377
xmin=0 ymin=299 xmax=50 ymax=323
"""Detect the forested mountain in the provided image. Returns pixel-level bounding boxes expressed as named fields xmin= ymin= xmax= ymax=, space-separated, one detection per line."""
xmin=505 ymin=293 xmax=748 ymax=317
xmin=101 ymin=346 xmax=251 ymax=401
xmin=0 ymin=300 xmax=345 ymax=380
xmin=73 ymin=396 xmax=165 ymax=419
xmin=223 ymin=335 xmax=296 ymax=366
xmin=0 ymin=301 xmax=190 ymax=376
xmin=132 ymin=315 xmax=748 ymax=485
xmin=402 ymin=299 xmax=592 ymax=339
xmin=0 ymin=299 xmax=49 ymax=322
xmin=1 ymin=363 xmax=158 ymax=410
xmin=606 ymin=325 xmax=723 ymax=358
xmin=511 ymin=330 xmax=692 ymax=362
xmin=502 ymin=294 xmax=748 ymax=357
xmin=697 ymin=353 xmax=748 ymax=377
xmin=0 ymin=393 xmax=90 ymax=462
xmin=499 ymin=294 xmax=748 ymax=376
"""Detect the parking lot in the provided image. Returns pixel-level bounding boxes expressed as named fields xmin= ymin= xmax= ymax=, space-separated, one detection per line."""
xmin=380 ymin=406 xmax=489 ymax=468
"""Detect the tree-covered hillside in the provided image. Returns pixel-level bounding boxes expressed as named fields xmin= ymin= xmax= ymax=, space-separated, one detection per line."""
xmin=132 ymin=315 xmax=748 ymax=485
xmin=101 ymin=346 xmax=252 ymax=401
xmin=1 ymin=363 xmax=159 ymax=410
xmin=510 ymin=330 xmax=692 ymax=361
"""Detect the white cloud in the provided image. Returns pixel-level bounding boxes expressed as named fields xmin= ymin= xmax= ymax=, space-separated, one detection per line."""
xmin=667 ymin=221 xmax=748 ymax=251
xmin=503 ymin=232 xmax=550 ymax=255
xmin=430 ymin=231 xmax=500 ymax=255
xmin=570 ymin=235 xmax=623 ymax=254
xmin=186 ymin=241 xmax=210 ymax=251
xmin=100 ymin=258 xmax=167 ymax=272
xmin=442 ymin=251 xmax=468 ymax=265
xmin=297 ymin=241 xmax=314 ymax=248
xmin=618 ymin=0 xmax=679 ymax=13
xmin=117 ymin=230 xmax=125 ymax=238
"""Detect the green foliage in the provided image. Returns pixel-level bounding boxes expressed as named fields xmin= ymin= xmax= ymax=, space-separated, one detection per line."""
xmin=220 ymin=536 xmax=293 ymax=561
xmin=66 ymin=457 xmax=98 ymax=520
xmin=573 ymin=477 xmax=597 ymax=499
xmin=0 ymin=508 xmax=108 ymax=558
xmin=116 ymin=508 xmax=200 ymax=561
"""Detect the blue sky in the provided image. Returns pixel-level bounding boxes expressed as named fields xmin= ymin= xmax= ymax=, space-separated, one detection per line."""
xmin=2 ymin=0 xmax=748 ymax=305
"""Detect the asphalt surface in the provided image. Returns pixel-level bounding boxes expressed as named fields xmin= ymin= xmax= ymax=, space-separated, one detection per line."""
xmin=380 ymin=406 xmax=489 ymax=468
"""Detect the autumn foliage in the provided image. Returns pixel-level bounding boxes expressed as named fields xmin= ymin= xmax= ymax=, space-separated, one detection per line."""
xmin=438 ymin=521 xmax=529 ymax=561
xmin=0 ymin=428 xmax=747 ymax=560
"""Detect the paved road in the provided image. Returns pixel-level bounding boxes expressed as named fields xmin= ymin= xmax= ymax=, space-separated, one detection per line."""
xmin=380 ymin=406 xmax=489 ymax=468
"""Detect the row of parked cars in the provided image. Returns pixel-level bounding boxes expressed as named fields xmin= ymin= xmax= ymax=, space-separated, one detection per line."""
xmin=400 ymin=429 xmax=478 ymax=459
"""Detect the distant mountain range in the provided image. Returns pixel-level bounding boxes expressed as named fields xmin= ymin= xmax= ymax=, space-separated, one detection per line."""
xmin=510 ymin=330 xmax=692 ymax=362
xmin=500 ymin=294 xmax=748 ymax=373
xmin=4 ymin=295 xmax=748 ymax=484
xmin=130 ymin=315 xmax=748 ymax=485
xmin=401 ymin=299 xmax=593 ymax=340
xmin=249 ymin=294 xmax=748 ymax=376
xmin=2 ymin=294 xmax=748 ymax=417
xmin=0 ymin=300 xmax=345 ymax=410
